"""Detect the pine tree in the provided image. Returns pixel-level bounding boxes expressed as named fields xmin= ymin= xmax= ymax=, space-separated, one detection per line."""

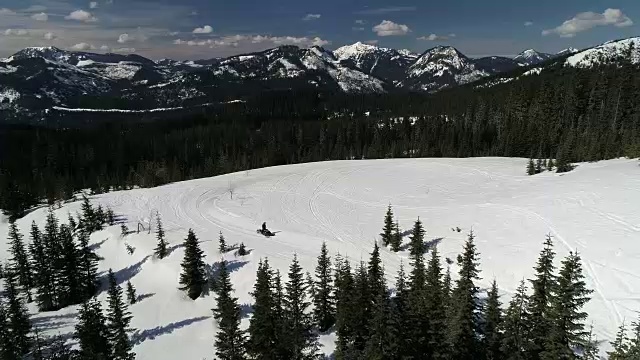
xmin=424 ymin=246 xmax=448 ymax=359
xmin=107 ymin=207 xmax=116 ymax=226
xmin=484 ymin=280 xmax=504 ymax=360
xmin=75 ymin=298 xmax=112 ymax=360
xmin=29 ymin=221 xmax=56 ymax=311
xmin=547 ymin=158 xmax=555 ymax=171
xmin=7 ymin=221 xmax=32 ymax=301
xmin=213 ymin=259 xmax=246 ymax=360
xmin=501 ymin=279 xmax=530 ymax=360
xmin=334 ymin=255 xmax=355 ymax=359
xmin=59 ymin=224 xmax=82 ymax=306
xmin=272 ymin=269 xmax=290 ymax=359
xmin=126 ymin=281 xmax=137 ymax=304
xmin=527 ymin=159 xmax=536 ymax=175
xmin=4 ymin=269 xmax=31 ymax=356
xmin=154 ymin=213 xmax=168 ymax=259
xmin=95 ymin=205 xmax=106 ymax=226
xmin=78 ymin=229 xmax=100 ymax=298
xmin=120 ymin=224 xmax=128 ymax=237
xmin=81 ymin=194 xmax=98 ymax=233
xmin=380 ymin=204 xmax=395 ymax=247
xmin=43 ymin=207 xmax=63 ymax=307
xmin=105 ymin=269 xmax=135 ymax=360
xmin=284 ymin=254 xmax=319 ymax=359
xmin=247 ymin=259 xmax=279 ymax=359
xmin=393 ymin=262 xmax=410 ymax=358
xmin=582 ymin=324 xmax=599 ymax=360
xmin=178 ymin=229 xmax=207 ymax=300
xmin=237 ymin=243 xmax=248 ymax=256
xmin=363 ymin=288 xmax=399 ymax=359
xmin=608 ymin=321 xmax=630 ymax=360
xmin=68 ymin=212 xmax=78 ymax=231
xmin=350 ymin=262 xmax=372 ymax=356
xmin=219 ymin=231 xmax=227 ymax=253
xmin=527 ymin=235 xmax=557 ymax=359
xmin=367 ymin=242 xmax=385 ymax=301
xmin=627 ymin=317 xmax=640 ymax=359
xmin=448 ymin=231 xmax=482 ymax=360
xmin=535 ymin=158 xmax=544 ymax=174
xmin=0 ymin=300 xmax=18 ymax=360
xmin=541 ymin=251 xmax=593 ymax=360
xmin=406 ymin=218 xmax=428 ymax=357
xmin=390 ymin=221 xmax=402 ymax=252
xmin=443 ymin=264 xmax=453 ymax=314
xmin=313 ymin=242 xmax=335 ymax=332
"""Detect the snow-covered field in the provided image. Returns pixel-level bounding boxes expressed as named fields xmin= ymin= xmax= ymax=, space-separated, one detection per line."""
xmin=1 ymin=157 xmax=640 ymax=358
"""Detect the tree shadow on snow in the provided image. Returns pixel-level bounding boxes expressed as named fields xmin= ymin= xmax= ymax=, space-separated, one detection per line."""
xmin=89 ymin=238 xmax=109 ymax=252
xmin=166 ymin=243 xmax=185 ymax=257
xmin=131 ymin=316 xmax=211 ymax=345
xmin=97 ymin=254 xmax=152 ymax=293
xmin=31 ymin=312 xmax=78 ymax=332
xmin=399 ymin=237 xmax=443 ymax=253
xmin=136 ymin=293 xmax=156 ymax=303
xmin=203 ymin=260 xmax=249 ymax=297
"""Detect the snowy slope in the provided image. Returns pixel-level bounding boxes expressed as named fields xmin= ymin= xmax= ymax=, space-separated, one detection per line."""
xmin=2 ymin=157 xmax=639 ymax=358
xmin=513 ymin=49 xmax=553 ymax=66
xmin=566 ymin=37 xmax=640 ymax=68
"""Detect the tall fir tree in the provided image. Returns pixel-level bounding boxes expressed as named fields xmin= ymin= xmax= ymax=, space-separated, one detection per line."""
xmin=380 ymin=204 xmax=395 ymax=247
xmin=608 ymin=321 xmax=630 ymax=360
xmin=627 ymin=317 xmax=640 ymax=359
xmin=527 ymin=235 xmax=557 ymax=359
xmin=178 ymin=229 xmax=207 ymax=300
xmin=75 ymin=298 xmax=112 ymax=360
xmin=247 ymin=259 xmax=279 ymax=359
xmin=313 ymin=242 xmax=335 ymax=332
xmin=78 ymin=229 xmax=100 ymax=299
xmin=0 ymin=300 xmax=18 ymax=360
xmin=7 ymin=221 xmax=32 ymax=301
xmin=582 ymin=324 xmax=599 ymax=360
xmin=424 ymin=246 xmax=448 ymax=359
xmin=29 ymin=221 xmax=56 ymax=311
xmin=535 ymin=158 xmax=544 ymax=174
xmin=213 ymin=259 xmax=246 ymax=360
xmin=367 ymin=242 xmax=385 ymax=301
xmin=59 ymin=224 xmax=82 ymax=306
xmin=350 ymin=262 xmax=372 ymax=356
xmin=363 ymin=287 xmax=400 ymax=359
xmin=393 ymin=262 xmax=410 ymax=358
xmin=527 ymin=159 xmax=536 ymax=175
xmin=407 ymin=218 xmax=428 ymax=357
xmin=390 ymin=221 xmax=402 ymax=252
xmin=541 ymin=251 xmax=593 ymax=360
xmin=284 ymin=254 xmax=319 ymax=359
xmin=126 ymin=281 xmax=137 ymax=305
xmin=81 ymin=194 xmax=101 ymax=233
xmin=272 ymin=269 xmax=290 ymax=360
xmin=43 ymin=207 xmax=63 ymax=307
xmin=501 ymin=279 xmax=530 ymax=360
xmin=4 ymin=269 xmax=31 ymax=356
xmin=105 ymin=269 xmax=135 ymax=360
xmin=334 ymin=255 xmax=356 ymax=359
xmin=68 ymin=212 xmax=78 ymax=231
xmin=154 ymin=213 xmax=168 ymax=259
xmin=219 ymin=231 xmax=228 ymax=253
xmin=447 ymin=231 xmax=482 ymax=360
xmin=483 ymin=280 xmax=504 ymax=360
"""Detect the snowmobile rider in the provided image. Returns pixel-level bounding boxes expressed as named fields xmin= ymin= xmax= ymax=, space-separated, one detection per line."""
xmin=262 ymin=222 xmax=267 ymax=232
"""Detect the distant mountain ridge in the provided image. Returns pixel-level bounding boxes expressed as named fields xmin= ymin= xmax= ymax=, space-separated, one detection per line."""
xmin=1 ymin=37 xmax=638 ymax=123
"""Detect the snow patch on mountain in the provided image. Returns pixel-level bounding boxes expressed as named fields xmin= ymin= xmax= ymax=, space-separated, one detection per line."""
xmin=566 ymin=37 xmax=640 ymax=68
xmin=0 ymin=88 xmax=20 ymax=103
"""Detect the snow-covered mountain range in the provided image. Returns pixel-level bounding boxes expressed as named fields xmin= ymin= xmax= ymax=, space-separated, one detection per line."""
xmin=0 ymin=37 xmax=638 ymax=122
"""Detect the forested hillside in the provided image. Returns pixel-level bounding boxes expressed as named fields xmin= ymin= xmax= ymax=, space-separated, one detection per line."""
xmin=1 ymin=61 xmax=639 ymax=217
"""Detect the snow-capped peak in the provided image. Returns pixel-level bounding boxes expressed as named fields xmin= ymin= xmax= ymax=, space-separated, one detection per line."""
xmin=333 ymin=42 xmax=382 ymax=60
xmin=398 ymin=49 xmax=419 ymax=58
xmin=513 ymin=49 xmax=553 ymax=65
xmin=565 ymin=37 xmax=640 ymax=68
xmin=557 ymin=47 xmax=579 ymax=56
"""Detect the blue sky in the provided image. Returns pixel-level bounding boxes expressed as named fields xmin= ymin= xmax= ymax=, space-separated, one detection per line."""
xmin=0 ymin=0 xmax=638 ymax=59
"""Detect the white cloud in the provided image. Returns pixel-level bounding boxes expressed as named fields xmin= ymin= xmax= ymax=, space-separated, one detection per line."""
xmin=175 ymin=34 xmax=329 ymax=48
xmin=353 ymin=27 xmax=365 ymax=31
xmin=31 ymin=12 xmax=48 ymax=21
xmin=355 ymin=19 xmax=365 ymax=25
xmin=23 ymin=5 xmax=47 ymax=12
xmin=192 ymin=25 xmax=213 ymax=34
xmin=0 ymin=8 xmax=16 ymax=15
xmin=356 ymin=6 xmax=416 ymax=15
xmin=4 ymin=29 xmax=29 ymax=36
xmin=113 ymin=47 xmax=136 ymax=53
xmin=303 ymin=14 xmax=321 ymax=21
xmin=372 ymin=20 xmax=410 ymax=36
xmin=364 ymin=40 xmax=378 ymax=45
xmin=44 ymin=32 xmax=55 ymax=40
xmin=65 ymin=10 xmax=98 ymax=22
xmin=100 ymin=45 xmax=110 ymax=51
xmin=418 ymin=33 xmax=455 ymax=41
xmin=190 ymin=10 xmax=198 ymax=16
xmin=169 ymin=31 xmax=180 ymax=36
xmin=543 ymin=8 xmax=633 ymax=38
xmin=70 ymin=42 xmax=93 ymax=50
xmin=118 ymin=33 xmax=131 ymax=43
xmin=89 ymin=2 xmax=99 ymax=9
xmin=524 ymin=21 xmax=534 ymax=27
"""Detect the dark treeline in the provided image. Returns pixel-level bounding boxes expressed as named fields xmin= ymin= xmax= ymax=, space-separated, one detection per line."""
xmin=2 ymin=63 xmax=640 ymax=217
